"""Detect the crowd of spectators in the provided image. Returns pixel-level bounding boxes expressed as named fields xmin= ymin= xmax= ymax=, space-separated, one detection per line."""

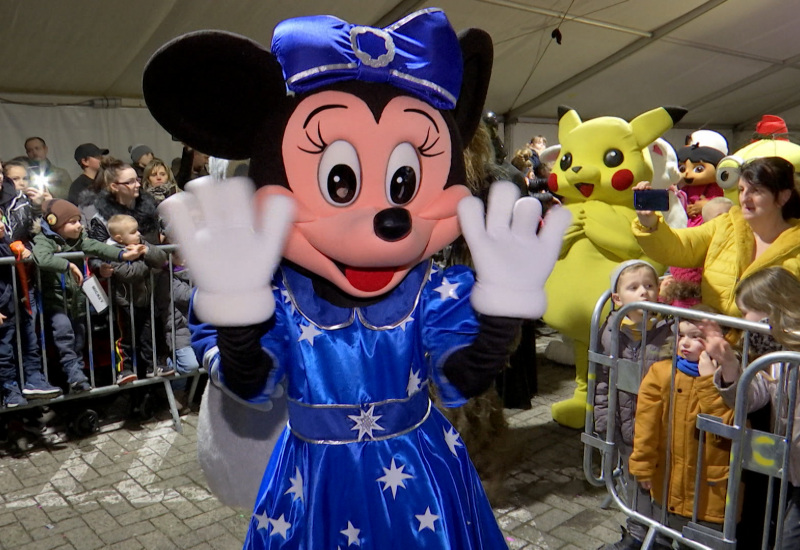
xmin=0 ymin=137 xmax=213 ymax=410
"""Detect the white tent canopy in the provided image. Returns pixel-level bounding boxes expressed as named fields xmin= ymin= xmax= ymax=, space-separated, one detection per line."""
xmin=2 ymin=0 xmax=799 ymax=178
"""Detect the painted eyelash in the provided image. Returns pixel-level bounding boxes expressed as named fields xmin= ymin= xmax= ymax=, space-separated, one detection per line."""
xmin=418 ymin=127 xmax=443 ymax=158
xmin=299 ymin=122 xmax=327 ymax=154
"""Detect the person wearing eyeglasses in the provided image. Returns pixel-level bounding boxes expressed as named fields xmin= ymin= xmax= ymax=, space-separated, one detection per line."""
xmin=87 ymin=157 xmax=166 ymax=381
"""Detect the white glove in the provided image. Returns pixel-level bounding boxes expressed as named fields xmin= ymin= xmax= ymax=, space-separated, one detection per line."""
xmin=458 ymin=181 xmax=571 ymax=319
xmin=158 ymin=176 xmax=294 ymax=326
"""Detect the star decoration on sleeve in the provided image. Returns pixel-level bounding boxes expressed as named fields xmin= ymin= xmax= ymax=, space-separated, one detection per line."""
xmin=407 ymin=369 xmax=422 ymax=396
xmin=398 ymin=315 xmax=414 ymax=331
xmin=415 ymin=507 xmax=440 ymax=532
xmin=377 ymin=458 xmax=413 ymax=499
xmin=434 ymin=278 xmax=459 ymax=301
xmin=340 ymin=521 xmax=361 ymax=546
xmin=254 ymin=511 xmax=270 ymax=531
xmin=280 ymin=288 xmax=296 ymax=313
xmin=297 ymin=323 xmax=322 ymax=346
xmin=268 ymin=514 xmax=292 ymax=539
xmin=443 ymin=426 xmax=463 ymax=456
xmin=284 ymin=466 xmax=303 ymax=502
xmin=348 ymin=405 xmax=385 ymax=441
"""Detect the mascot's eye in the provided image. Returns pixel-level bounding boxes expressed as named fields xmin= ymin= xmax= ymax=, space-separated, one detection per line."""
xmin=560 ymin=152 xmax=572 ymax=171
xmin=385 ymin=143 xmax=420 ymax=205
xmin=318 ymin=140 xmax=361 ymax=206
xmin=603 ymin=149 xmax=624 ymax=168
xmin=716 ymin=165 xmax=741 ymax=189
xmin=693 ymin=165 xmax=705 ymax=173
xmin=678 ymin=163 xmax=686 ymax=173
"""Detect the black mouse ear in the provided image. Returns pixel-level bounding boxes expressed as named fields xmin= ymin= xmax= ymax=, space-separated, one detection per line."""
xmin=143 ymin=30 xmax=290 ymax=159
xmin=453 ymin=29 xmax=493 ymax=148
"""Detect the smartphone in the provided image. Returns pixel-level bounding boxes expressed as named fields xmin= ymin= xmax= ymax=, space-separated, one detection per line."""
xmin=633 ymin=189 xmax=670 ymax=211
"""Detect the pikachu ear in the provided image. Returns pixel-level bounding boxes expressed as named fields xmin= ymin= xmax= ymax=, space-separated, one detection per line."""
xmin=556 ymin=106 xmax=582 ymax=142
xmin=630 ymin=106 xmax=687 ymax=150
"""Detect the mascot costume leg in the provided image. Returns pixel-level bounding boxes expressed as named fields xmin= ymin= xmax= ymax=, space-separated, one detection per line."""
xmin=145 ymin=9 xmax=570 ymax=549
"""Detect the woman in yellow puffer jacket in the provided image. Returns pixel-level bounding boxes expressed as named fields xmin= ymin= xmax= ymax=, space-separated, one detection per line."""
xmin=632 ymin=156 xmax=800 ymax=317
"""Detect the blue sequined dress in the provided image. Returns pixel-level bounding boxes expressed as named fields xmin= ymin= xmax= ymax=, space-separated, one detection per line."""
xmin=191 ymin=260 xmax=507 ymax=549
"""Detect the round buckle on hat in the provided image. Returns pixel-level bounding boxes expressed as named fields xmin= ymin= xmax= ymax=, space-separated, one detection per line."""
xmin=350 ymin=26 xmax=395 ymax=68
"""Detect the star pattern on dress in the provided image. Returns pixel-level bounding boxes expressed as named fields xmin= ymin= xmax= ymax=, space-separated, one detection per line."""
xmin=253 ymin=511 xmax=270 ymax=531
xmin=398 ymin=315 xmax=414 ymax=332
xmin=297 ymin=323 xmax=322 ymax=346
xmin=280 ymin=288 xmax=296 ymax=313
xmin=428 ymin=265 xmax=438 ymax=281
xmin=348 ymin=405 xmax=385 ymax=441
xmin=407 ymin=369 xmax=422 ymax=396
xmin=340 ymin=521 xmax=361 ymax=546
xmin=443 ymin=426 xmax=463 ymax=456
xmin=377 ymin=458 xmax=413 ymax=499
xmin=415 ymin=507 xmax=439 ymax=532
xmin=434 ymin=278 xmax=459 ymax=301
xmin=268 ymin=513 xmax=292 ymax=539
xmin=284 ymin=466 xmax=303 ymax=502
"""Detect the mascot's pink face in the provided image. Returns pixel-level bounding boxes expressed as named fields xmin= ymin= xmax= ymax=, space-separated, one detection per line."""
xmin=259 ymin=90 xmax=470 ymax=298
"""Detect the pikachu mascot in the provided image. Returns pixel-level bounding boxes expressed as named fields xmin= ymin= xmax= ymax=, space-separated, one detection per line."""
xmin=542 ymin=105 xmax=686 ymax=428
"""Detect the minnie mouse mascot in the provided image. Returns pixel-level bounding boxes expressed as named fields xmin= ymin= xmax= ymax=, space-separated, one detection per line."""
xmin=144 ymin=9 xmax=569 ymax=549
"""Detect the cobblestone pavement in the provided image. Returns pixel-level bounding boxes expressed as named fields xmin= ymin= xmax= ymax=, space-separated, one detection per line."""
xmin=0 ymin=333 xmax=626 ymax=550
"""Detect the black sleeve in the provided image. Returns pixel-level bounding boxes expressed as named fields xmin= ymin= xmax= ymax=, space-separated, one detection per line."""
xmin=175 ymin=147 xmax=193 ymax=190
xmin=442 ymin=315 xmax=523 ymax=398
xmin=87 ymin=217 xmax=109 ymax=243
xmin=216 ymin=323 xmax=274 ymax=399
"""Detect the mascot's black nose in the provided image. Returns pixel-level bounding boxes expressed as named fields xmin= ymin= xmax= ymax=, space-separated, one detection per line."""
xmin=373 ymin=208 xmax=412 ymax=242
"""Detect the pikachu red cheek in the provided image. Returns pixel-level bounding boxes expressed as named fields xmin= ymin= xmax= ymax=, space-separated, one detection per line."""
xmin=548 ymin=172 xmax=559 ymax=193
xmin=611 ymin=169 xmax=634 ymax=191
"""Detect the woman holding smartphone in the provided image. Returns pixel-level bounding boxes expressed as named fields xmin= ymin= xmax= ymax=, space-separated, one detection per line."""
xmin=632 ymin=156 xmax=800 ymax=317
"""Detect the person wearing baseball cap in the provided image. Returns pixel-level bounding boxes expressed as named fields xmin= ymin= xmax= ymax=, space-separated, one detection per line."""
xmin=68 ymin=143 xmax=108 ymax=205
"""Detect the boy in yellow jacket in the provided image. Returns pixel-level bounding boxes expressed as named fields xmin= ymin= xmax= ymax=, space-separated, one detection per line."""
xmin=629 ymin=313 xmax=736 ymax=547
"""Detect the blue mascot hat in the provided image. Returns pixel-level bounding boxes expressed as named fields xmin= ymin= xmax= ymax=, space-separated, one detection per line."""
xmin=271 ymin=8 xmax=463 ymax=110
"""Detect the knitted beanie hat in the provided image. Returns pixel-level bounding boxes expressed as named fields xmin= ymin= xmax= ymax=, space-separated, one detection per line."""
xmin=129 ymin=144 xmax=153 ymax=164
xmin=43 ymin=199 xmax=81 ymax=230
xmin=609 ymin=259 xmax=658 ymax=294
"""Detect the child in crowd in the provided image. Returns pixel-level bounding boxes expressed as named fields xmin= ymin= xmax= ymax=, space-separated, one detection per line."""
xmin=629 ymin=307 xmax=737 ymax=549
xmin=700 ymin=196 xmax=733 ymax=224
xmin=32 ymin=200 xmax=143 ymax=393
xmin=659 ymin=197 xmax=733 ymax=309
xmin=712 ymin=266 xmax=800 ymax=549
xmin=0 ymin=160 xmax=61 ymax=406
xmin=596 ymin=259 xmax=674 ymax=550
xmin=0 ymin=223 xmax=62 ymax=407
xmin=155 ymin=246 xmax=199 ymax=403
xmin=104 ymin=214 xmax=169 ymax=384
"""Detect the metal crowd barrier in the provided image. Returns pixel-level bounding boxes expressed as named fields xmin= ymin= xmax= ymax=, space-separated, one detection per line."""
xmin=0 ymin=244 xmax=204 ymax=434
xmin=581 ymin=295 xmax=800 ymax=550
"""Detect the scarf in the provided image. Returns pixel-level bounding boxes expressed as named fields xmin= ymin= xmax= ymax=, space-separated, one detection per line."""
xmin=676 ymin=356 xmax=700 ymax=377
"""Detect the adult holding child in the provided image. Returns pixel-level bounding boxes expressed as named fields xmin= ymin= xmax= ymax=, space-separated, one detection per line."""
xmin=633 ymin=156 xmax=800 ymax=317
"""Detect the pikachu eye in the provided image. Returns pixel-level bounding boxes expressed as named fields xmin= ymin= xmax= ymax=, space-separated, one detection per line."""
xmin=560 ymin=152 xmax=573 ymax=171
xmin=603 ymin=148 xmax=624 ymax=168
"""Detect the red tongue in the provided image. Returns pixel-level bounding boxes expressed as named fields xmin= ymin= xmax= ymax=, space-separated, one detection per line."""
xmin=344 ymin=267 xmax=396 ymax=292
xmin=575 ymin=183 xmax=594 ymax=198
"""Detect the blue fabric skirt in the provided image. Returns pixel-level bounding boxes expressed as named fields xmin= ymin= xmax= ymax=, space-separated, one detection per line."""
xmin=243 ymin=406 xmax=507 ymax=549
